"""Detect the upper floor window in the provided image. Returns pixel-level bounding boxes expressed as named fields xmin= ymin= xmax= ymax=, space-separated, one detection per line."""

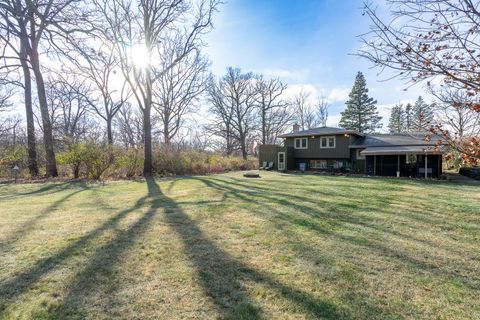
xmin=320 ymin=136 xmax=335 ymax=148
xmin=294 ymin=137 xmax=308 ymax=149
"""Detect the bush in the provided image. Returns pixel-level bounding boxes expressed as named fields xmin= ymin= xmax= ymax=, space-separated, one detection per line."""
xmin=0 ymin=142 xmax=258 ymax=180
xmin=115 ymin=149 xmax=144 ymax=177
xmin=57 ymin=143 xmax=114 ymax=179
xmin=0 ymin=146 xmax=28 ymax=178
xmin=57 ymin=144 xmax=88 ymax=178
xmin=459 ymin=167 xmax=480 ymax=180
xmin=152 ymin=146 xmax=257 ymax=176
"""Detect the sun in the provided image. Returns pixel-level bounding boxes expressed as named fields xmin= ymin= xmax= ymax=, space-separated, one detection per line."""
xmin=130 ymin=44 xmax=150 ymax=69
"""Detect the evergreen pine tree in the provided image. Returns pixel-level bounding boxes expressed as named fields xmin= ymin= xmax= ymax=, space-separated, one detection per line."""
xmin=404 ymin=103 xmax=413 ymax=132
xmin=412 ymin=96 xmax=434 ymax=131
xmin=339 ymin=72 xmax=382 ymax=133
xmin=388 ymin=103 xmax=405 ymax=133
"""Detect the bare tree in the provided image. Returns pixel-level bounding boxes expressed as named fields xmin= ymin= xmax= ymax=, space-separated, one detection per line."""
xmin=65 ymin=39 xmax=130 ymax=145
xmin=222 ymin=67 xmax=256 ymax=160
xmin=153 ymin=43 xmax=209 ymax=145
xmin=0 ymin=15 xmax=38 ymax=175
xmin=359 ymin=0 xmax=480 ymax=162
xmin=0 ymin=114 xmax=23 ymax=147
xmin=315 ymin=97 xmax=329 ymax=128
xmin=206 ymin=76 xmax=237 ymax=156
xmin=0 ymin=81 xmax=13 ymax=111
xmin=47 ymin=76 xmax=92 ymax=146
xmin=435 ymin=89 xmax=480 ymax=139
xmin=114 ymin=102 xmax=144 ymax=149
xmin=96 ymin=0 xmax=220 ymax=176
xmin=254 ymin=76 xmax=290 ymax=144
xmin=292 ymin=89 xmax=317 ymax=130
xmin=0 ymin=0 xmax=88 ymax=176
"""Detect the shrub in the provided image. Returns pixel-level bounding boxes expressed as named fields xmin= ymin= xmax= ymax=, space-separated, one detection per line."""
xmin=57 ymin=144 xmax=88 ymax=178
xmin=0 ymin=146 xmax=28 ymax=177
xmin=459 ymin=167 xmax=480 ymax=180
xmin=152 ymin=146 xmax=257 ymax=176
xmin=115 ymin=149 xmax=144 ymax=177
xmin=57 ymin=143 xmax=114 ymax=179
xmin=84 ymin=145 xmax=114 ymax=179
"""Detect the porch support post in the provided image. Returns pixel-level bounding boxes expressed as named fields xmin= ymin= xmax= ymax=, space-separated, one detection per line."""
xmin=425 ymin=153 xmax=428 ymax=179
xmin=373 ymin=155 xmax=376 ymax=176
xmin=397 ymin=154 xmax=400 ymax=177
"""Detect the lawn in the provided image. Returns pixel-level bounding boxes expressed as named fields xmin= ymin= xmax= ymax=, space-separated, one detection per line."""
xmin=0 ymin=172 xmax=479 ymax=319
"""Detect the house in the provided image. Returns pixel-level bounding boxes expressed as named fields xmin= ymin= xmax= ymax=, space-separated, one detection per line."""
xmin=258 ymin=126 xmax=444 ymax=178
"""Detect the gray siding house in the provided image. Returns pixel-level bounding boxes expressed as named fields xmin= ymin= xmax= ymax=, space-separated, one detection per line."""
xmin=258 ymin=126 xmax=443 ymax=178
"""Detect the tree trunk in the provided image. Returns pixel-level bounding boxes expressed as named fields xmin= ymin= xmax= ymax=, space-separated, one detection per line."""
xmin=225 ymin=123 xmax=232 ymax=156
xmin=262 ymin=108 xmax=266 ymax=145
xmin=20 ymin=44 xmax=38 ymax=177
xmin=107 ymin=117 xmax=113 ymax=145
xmin=73 ymin=163 xmax=80 ymax=179
xmin=143 ymin=105 xmax=153 ymax=176
xmin=143 ymin=68 xmax=154 ymax=176
xmin=30 ymin=47 xmax=58 ymax=177
xmin=240 ymin=135 xmax=247 ymax=160
xmin=163 ymin=118 xmax=170 ymax=145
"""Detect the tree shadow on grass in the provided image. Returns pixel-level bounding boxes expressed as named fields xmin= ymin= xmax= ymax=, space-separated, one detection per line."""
xmin=44 ymin=178 xmax=164 ymax=318
xmin=52 ymin=178 xmax=345 ymax=319
xmin=0 ymin=181 xmax=154 ymax=314
xmin=0 ymin=178 xmax=348 ymax=319
xmin=153 ymin=179 xmax=345 ymax=319
xmin=0 ymin=182 xmax=77 ymax=200
xmin=0 ymin=182 xmax=90 ymax=254
xmin=195 ymin=177 xmax=480 ymax=294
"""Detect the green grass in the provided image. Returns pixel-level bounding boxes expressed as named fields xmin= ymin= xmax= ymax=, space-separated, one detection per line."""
xmin=0 ymin=172 xmax=479 ymax=319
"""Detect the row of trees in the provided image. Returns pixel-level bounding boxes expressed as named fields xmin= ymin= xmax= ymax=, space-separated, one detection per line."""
xmin=207 ymin=67 xmax=331 ymax=159
xmin=0 ymin=0 xmax=335 ymax=177
xmin=0 ymin=0 xmax=220 ymax=177
xmin=387 ymin=96 xmax=435 ymax=133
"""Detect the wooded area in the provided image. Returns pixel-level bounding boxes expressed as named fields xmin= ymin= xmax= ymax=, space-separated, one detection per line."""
xmin=0 ymin=0 xmax=479 ymax=179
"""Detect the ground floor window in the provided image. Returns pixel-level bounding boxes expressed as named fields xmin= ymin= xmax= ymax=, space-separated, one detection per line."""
xmin=310 ymin=159 xmax=327 ymax=169
xmin=406 ymin=154 xmax=417 ymax=164
xmin=309 ymin=160 xmax=345 ymax=169
xmin=333 ymin=161 xmax=343 ymax=169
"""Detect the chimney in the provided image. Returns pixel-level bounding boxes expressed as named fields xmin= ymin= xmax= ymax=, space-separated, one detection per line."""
xmin=293 ymin=123 xmax=300 ymax=133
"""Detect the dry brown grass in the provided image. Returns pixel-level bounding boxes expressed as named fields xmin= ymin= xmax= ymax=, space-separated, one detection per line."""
xmin=0 ymin=172 xmax=479 ymax=319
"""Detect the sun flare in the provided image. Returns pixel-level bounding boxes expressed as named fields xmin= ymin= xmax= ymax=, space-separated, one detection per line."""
xmin=130 ymin=44 xmax=150 ymax=68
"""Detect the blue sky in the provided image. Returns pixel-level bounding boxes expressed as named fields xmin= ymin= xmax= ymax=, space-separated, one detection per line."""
xmin=204 ymin=0 xmax=429 ymax=130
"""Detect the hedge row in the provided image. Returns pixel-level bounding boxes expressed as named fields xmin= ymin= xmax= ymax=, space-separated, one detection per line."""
xmin=0 ymin=143 xmax=257 ymax=179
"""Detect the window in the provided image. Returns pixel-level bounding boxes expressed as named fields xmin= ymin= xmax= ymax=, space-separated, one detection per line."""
xmin=320 ymin=136 xmax=335 ymax=148
xmin=357 ymin=149 xmax=365 ymax=160
xmin=406 ymin=154 xmax=417 ymax=164
xmin=310 ymin=160 xmax=327 ymax=169
xmin=294 ymin=137 xmax=308 ymax=149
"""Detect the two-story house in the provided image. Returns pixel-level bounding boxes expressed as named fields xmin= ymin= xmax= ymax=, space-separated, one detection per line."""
xmin=258 ymin=125 xmax=444 ymax=178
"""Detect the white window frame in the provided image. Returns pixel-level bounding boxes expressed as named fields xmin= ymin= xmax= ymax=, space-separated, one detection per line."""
xmin=320 ymin=136 xmax=336 ymax=149
xmin=406 ymin=154 xmax=417 ymax=164
xmin=278 ymin=152 xmax=286 ymax=170
xmin=310 ymin=159 xmax=327 ymax=169
xmin=294 ymin=137 xmax=308 ymax=149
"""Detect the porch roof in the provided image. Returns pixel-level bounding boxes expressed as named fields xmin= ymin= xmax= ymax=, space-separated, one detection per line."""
xmin=360 ymin=146 xmax=442 ymax=156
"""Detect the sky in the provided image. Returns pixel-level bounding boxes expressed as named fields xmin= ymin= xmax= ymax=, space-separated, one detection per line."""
xmin=203 ymin=0 xmax=430 ymax=131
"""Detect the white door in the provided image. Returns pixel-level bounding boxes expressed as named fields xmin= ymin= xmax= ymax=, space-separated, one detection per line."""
xmin=278 ymin=152 xmax=286 ymax=171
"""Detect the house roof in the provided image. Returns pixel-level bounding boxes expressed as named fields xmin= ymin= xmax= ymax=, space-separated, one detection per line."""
xmin=279 ymin=127 xmax=361 ymax=138
xmin=349 ymin=133 xmax=442 ymax=148
xmin=360 ymin=146 xmax=442 ymax=156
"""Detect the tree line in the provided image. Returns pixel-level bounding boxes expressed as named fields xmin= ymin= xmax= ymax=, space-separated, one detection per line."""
xmin=1 ymin=0 xmax=479 ymax=178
